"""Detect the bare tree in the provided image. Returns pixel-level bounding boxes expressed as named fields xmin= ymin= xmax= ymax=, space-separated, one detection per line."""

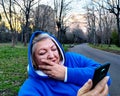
xmin=86 ymin=0 xmax=115 ymax=47
xmin=107 ymin=0 xmax=120 ymax=46
xmin=102 ymin=9 xmax=113 ymax=47
xmin=93 ymin=0 xmax=120 ymax=46
xmin=97 ymin=2 xmax=104 ymax=45
xmin=14 ymin=0 xmax=37 ymax=46
xmin=86 ymin=4 xmax=97 ymax=45
xmin=0 ymin=0 xmax=18 ymax=47
xmin=86 ymin=8 xmax=92 ymax=43
xmin=33 ymin=4 xmax=56 ymax=34
xmin=54 ymin=0 xmax=72 ymax=43
xmin=94 ymin=1 xmax=112 ymax=46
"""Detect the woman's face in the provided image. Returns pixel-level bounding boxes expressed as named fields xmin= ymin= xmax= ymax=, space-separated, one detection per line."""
xmin=34 ymin=38 xmax=61 ymax=66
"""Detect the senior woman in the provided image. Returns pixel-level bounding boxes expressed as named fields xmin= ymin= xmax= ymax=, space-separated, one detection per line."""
xmin=18 ymin=31 xmax=111 ymax=96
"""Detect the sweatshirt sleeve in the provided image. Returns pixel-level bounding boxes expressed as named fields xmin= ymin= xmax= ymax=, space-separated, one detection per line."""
xmin=65 ymin=52 xmax=101 ymax=86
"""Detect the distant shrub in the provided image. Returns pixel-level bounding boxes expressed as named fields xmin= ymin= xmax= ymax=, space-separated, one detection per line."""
xmin=0 ymin=32 xmax=12 ymax=43
xmin=111 ymin=30 xmax=119 ymax=46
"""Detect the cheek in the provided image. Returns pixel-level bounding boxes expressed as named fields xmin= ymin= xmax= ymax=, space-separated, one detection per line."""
xmin=55 ymin=51 xmax=61 ymax=61
xmin=35 ymin=55 xmax=47 ymax=65
xmin=57 ymin=52 xmax=60 ymax=59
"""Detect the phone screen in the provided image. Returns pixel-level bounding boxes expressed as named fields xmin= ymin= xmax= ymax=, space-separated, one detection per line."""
xmin=91 ymin=62 xmax=110 ymax=89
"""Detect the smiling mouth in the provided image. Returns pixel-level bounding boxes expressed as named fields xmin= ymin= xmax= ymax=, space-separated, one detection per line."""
xmin=51 ymin=60 xmax=56 ymax=62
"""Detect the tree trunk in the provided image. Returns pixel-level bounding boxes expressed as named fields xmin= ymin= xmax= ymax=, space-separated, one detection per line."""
xmin=116 ymin=16 xmax=120 ymax=47
xmin=11 ymin=32 xmax=15 ymax=47
xmin=24 ymin=33 xmax=27 ymax=46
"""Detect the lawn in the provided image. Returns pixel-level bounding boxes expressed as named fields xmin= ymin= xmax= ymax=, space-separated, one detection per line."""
xmin=0 ymin=44 xmax=28 ymax=96
xmin=89 ymin=44 xmax=120 ymax=55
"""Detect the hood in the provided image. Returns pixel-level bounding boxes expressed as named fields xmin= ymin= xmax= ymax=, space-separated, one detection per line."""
xmin=27 ymin=31 xmax=65 ymax=79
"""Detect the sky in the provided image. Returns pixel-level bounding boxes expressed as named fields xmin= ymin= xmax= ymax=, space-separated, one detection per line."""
xmin=39 ymin=0 xmax=91 ymax=14
xmin=0 ymin=0 xmax=91 ymax=15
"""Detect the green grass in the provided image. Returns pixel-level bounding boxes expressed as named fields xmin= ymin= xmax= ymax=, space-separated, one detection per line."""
xmin=62 ymin=44 xmax=70 ymax=51
xmin=89 ymin=44 xmax=120 ymax=55
xmin=0 ymin=44 xmax=28 ymax=96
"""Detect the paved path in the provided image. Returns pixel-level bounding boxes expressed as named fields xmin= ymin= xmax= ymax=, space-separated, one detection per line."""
xmin=69 ymin=43 xmax=120 ymax=96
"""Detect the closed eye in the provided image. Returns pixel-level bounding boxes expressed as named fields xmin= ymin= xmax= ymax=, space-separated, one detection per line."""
xmin=51 ymin=45 xmax=57 ymax=51
xmin=52 ymin=48 xmax=57 ymax=51
xmin=38 ymin=50 xmax=46 ymax=55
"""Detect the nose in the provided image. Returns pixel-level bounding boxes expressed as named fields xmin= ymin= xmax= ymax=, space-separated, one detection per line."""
xmin=47 ymin=51 xmax=54 ymax=59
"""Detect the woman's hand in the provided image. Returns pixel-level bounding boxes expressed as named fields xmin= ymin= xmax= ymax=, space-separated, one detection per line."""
xmin=38 ymin=59 xmax=66 ymax=81
xmin=77 ymin=76 xmax=109 ymax=96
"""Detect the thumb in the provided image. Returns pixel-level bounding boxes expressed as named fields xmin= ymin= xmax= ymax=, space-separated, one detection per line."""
xmin=77 ymin=79 xmax=92 ymax=96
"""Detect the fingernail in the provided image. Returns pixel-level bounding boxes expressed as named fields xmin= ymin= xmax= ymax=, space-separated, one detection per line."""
xmin=87 ymin=79 xmax=92 ymax=84
xmin=88 ymin=79 xmax=91 ymax=82
xmin=106 ymin=76 xmax=110 ymax=80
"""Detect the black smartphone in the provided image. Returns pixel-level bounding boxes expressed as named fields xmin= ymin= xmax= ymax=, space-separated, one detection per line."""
xmin=91 ymin=62 xmax=110 ymax=89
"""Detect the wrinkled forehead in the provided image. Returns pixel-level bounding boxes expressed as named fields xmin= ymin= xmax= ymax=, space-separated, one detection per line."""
xmin=34 ymin=38 xmax=56 ymax=50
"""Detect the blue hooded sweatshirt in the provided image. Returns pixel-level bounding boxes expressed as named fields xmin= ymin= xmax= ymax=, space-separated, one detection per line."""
xmin=18 ymin=31 xmax=111 ymax=96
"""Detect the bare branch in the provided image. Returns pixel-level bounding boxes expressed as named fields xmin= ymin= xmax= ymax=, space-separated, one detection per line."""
xmin=14 ymin=0 xmax=25 ymax=12
xmin=1 ymin=0 xmax=10 ymax=25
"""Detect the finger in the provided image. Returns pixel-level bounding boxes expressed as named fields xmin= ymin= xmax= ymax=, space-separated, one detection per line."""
xmin=101 ymin=84 xmax=109 ymax=96
xmin=43 ymin=70 xmax=51 ymax=75
xmin=42 ymin=70 xmax=56 ymax=78
xmin=77 ymin=79 xmax=92 ymax=96
xmin=41 ymin=59 xmax=54 ymax=66
xmin=38 ymin=65 xmax=52 ymax=70
xmin=94 ymin=76 xmax=109 ymax=93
